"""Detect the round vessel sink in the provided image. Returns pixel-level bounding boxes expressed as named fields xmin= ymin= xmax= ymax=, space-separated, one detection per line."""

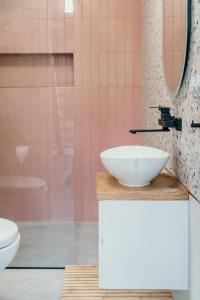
xmin=100 ymin=146 xmax=169 ymax=187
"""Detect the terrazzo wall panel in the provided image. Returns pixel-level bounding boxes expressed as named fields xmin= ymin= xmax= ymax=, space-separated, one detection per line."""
xmin=142 ymin=1 xmax=200 ymax=299
xmin=143 ymin=0 xmax=200 ymax=201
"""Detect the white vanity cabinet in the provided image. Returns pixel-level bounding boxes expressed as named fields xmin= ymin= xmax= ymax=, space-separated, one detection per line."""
xmin=97 ymin=172 xmax=189 ymax=290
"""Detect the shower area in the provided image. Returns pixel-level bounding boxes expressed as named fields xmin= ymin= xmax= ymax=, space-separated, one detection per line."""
xmin=0 ymin=0 xmax=142 ymax=268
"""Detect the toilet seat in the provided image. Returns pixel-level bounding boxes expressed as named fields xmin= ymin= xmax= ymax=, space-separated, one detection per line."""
xmin=0 ymin=218 xmax=18 ymax=249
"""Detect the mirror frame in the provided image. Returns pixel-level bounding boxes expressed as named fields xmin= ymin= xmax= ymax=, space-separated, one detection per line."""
xmin=163 ymin=0 xmax=192 ymax=97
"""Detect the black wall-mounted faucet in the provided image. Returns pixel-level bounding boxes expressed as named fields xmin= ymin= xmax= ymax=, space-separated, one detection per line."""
xmin=191 ymin=120 xmax=200 ymax=128
xmin=129 ymin=106 xmax=182 ymax=134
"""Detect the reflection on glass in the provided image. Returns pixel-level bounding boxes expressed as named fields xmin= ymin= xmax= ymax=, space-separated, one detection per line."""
xmin=16 ymin=146 xmax=29 ymax=163
xmin=65 ymin=0 xmax=74 ymax=13
xmin=163 ymin=0 xmax=187 ymax=95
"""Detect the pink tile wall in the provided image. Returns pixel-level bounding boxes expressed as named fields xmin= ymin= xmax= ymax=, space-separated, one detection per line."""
xmin=73 ymin=0 xmax=143 ymax=221
xmin=0 ymin=0 xmax=73 ymax=53
xmin=0 ymin=87 xmax=74 ymax=221
xmin=0 ymin=0 xmax=143 ymax=221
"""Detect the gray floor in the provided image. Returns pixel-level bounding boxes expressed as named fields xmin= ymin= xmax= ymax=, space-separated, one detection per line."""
xmin=11 ymin=222 xmax=98 ymax=267
xmin=0 ymin=270 xmax=63 ymax=300
xmin=0 ymin=222 xmax=98 ymax=299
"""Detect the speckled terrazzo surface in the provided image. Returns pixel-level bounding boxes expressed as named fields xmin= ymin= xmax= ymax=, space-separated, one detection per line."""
xmin=142 ymin=0 xmax=200 ymax=201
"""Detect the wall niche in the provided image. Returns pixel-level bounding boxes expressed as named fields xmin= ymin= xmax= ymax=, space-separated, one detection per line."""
xmin=0 ymin=53 xmax=74 ymax=88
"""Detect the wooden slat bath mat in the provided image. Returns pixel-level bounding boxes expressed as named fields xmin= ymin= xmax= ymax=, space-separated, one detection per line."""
xmin=62 ymin=265 xmax=172 ymax=299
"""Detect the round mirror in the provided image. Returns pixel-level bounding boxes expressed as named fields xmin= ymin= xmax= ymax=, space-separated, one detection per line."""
xmin=163 ymin=0 xmax=191 ymax=96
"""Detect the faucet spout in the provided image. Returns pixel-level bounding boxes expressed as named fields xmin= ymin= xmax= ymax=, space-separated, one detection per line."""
xmin=129 ymin=128 xmax=170 ymax=134
xmin=129 ymin=106 xmax=182 ymax=135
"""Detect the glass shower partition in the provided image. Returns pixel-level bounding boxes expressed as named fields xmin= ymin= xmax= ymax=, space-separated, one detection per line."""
xmin=0 ymin=0 xmax=143 ymax=269
xmin=0 ymin=1 xmax=77 ymax=268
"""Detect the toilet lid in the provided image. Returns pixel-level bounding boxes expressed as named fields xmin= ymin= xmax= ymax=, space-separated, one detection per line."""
xmin=0 ymin=218 xmax=18 ymax=249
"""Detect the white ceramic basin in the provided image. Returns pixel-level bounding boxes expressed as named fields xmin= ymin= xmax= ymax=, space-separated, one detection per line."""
xmin=100 ymin=146 xmax=169 ymax=187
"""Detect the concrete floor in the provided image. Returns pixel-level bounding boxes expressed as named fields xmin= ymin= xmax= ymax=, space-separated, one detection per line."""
xmin=0 ymin=222 xmax=98 ymax=299
xmin=11 ymin=222 xmax=98 ymax=267
xmin=0 ymin=270 xmax=63 ymax=300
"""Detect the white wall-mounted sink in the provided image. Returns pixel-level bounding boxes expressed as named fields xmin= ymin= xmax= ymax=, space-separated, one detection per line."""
xmin=100 ymin=146 xmax=169 ymax=187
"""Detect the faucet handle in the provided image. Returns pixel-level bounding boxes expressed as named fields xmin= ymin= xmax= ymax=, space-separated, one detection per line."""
xmin=149 ymin=106 xmax=166 ymax=111
xmin=191 ymin=120 xmax=200 ymax=128
xmin=149 ymin=106 xmax=170 ymax=111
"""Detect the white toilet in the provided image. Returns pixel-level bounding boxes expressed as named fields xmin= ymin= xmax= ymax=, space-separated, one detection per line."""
xmin=0 ymin=218 xmax=20 ymax=271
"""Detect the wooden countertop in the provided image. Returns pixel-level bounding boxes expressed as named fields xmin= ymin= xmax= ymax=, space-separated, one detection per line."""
xmin=97 ymin=170 xmax=189 ymax=201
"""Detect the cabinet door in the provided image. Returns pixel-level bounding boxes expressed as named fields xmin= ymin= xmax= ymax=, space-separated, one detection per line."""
xmin=99 ymin=200 xmax=188 ymax=290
